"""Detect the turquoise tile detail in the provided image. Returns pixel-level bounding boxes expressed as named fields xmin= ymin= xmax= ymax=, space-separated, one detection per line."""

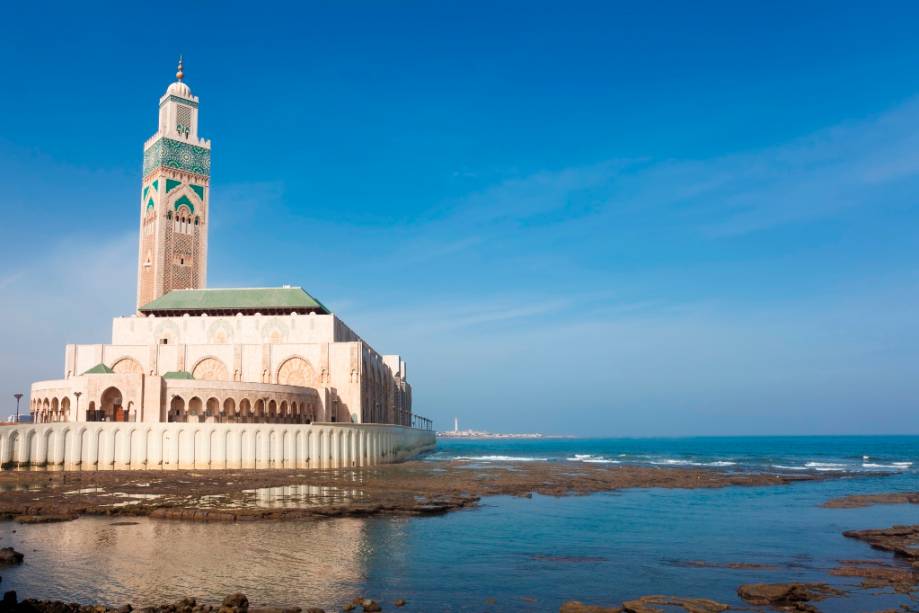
xmin=174 ymin=194 xmax=195 ymax=213
xmin=143 ymin=137 xmax=210 ymax=177
xmin=166 ymin=179 xmax=182 ymax=193
xmin=190 ymin=184 xmax=205 ymax=200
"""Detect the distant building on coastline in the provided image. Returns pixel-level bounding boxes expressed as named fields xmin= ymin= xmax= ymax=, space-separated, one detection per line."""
xmin=1 ymin=60 xmax=434 ymax=469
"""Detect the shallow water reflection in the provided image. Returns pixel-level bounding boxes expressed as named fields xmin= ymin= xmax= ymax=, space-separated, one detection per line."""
xmin=241 ymin=484 xmax=365 ymax=509
xmin=0 ymin=516 xmax=390 ymax=609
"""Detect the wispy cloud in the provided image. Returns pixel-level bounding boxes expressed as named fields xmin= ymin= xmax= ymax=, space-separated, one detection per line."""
xmin=391 ymin=96 xmax=919 ymax=247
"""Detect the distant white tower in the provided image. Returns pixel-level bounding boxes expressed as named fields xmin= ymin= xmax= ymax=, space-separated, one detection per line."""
xmin=454 ymin=417 xmax=459 ymax=432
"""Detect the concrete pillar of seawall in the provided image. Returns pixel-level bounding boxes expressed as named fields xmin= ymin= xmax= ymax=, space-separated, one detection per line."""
xmin=33 ymin=429 xmax=47 ymax=466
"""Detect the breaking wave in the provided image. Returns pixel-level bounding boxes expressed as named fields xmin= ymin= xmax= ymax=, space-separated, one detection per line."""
xmin=451 ymin=455 xmax=549 ymax=462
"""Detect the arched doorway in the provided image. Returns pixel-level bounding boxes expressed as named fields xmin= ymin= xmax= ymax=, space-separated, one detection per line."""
xmin=188 ymin=397 xmax=203 ymax=423
xmin=239 ymin=398 xmax=252 ymax=423
xmin=206 ymin=397 xmax=219 ymax=423
xmin=169 ymin=396 xmax=186 ymax=422
xmin=100 ymin=387 xmax=125 ymax=422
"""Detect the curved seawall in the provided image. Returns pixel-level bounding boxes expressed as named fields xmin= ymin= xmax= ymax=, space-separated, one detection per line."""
xmin=0 ymin=422 xmax=435 ymax=470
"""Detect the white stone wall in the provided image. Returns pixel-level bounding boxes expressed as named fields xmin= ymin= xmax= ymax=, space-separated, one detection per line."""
xmin=0 ymin=423 xmax=435 ymax=470
xmin=111 ymin=313 xmax=357 ymax=346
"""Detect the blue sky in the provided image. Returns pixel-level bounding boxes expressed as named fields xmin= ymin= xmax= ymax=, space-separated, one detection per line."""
xmin=2 ymin=2 xmax=919 ymax=435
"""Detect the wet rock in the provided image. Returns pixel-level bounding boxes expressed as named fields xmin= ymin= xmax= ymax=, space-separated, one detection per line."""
xmin=559 ymin=602 xmax=621 ymax=613
xmin=392 ymin=600 xmax=406 ymax=608
xmin=13 ymin=514 xmax=78 ymax=524
xmin=831 ymin=560 xmax=917 ymax=594
xmin=0 ymin=461 xmax=846 ymax=523
xmin=669 ymin=559 xmax=777 ymax=570
xmin=821 ymin=492 xmax=919 ymax=509
xmin=737 ymin=583 xmax=842 ymax=610
xmin=842 ymin=525 xmax=919 ymax=561
xmin=222 ymin=594 xmax=249 ymax=610
xmin=621 ymin=595 xmax=729 ymax=613
xmin=0 ymin=548 xmax=24 ymax=566
xmin=303 ymin=609 xmax=324 ymax=613
xmin=360 ymin=600 xmax=382 ymax=612
xmin=3 ymin=591 xmax=17 ymax=606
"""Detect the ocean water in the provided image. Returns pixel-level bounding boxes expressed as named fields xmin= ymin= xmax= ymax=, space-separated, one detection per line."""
xmin=1 ymin=436 xmax=918 ymax=612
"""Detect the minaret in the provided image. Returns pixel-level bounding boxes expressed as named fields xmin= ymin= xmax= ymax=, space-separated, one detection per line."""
xmin=136 ymin=57 xmax=212 ymax=310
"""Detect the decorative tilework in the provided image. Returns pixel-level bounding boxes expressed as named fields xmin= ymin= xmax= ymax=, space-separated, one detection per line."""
xmin=142 ymin=185 xmax=149 ymax=199
xmin=152 ymin=179 xmax=159 ymax=191
xmin=143 ymin=137 xmax=210 ymax=177
xmin=166 ymin=179 xmax=182 ymax=193
xmin=174 ymin=194 xmax=194 ymax=213
xmin=160 ymin=95 xmax=199 ymax=109
xmin=146 ymin=198 xmax=155 ymax=210
xmin=190 ymin=184 xmax=205 ymax=200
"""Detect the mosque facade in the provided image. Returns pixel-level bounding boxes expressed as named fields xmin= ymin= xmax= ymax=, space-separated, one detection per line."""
xmin=2 ymin=61 xmax=434 ymax=470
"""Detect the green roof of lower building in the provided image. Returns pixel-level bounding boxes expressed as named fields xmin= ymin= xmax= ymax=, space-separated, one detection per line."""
xmin=83 ymin=363 xmax=114 ymax=374
xmin=139 ymin=287 xmax=330 ymax=315
xmin=163 ymin=370 xmax=194 ymax=380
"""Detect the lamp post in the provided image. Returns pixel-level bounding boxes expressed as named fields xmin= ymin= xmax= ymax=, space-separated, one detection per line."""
xmin=13 ymin=393 xmax=23 ymax=423
xmin=74 ymin=392 xmax=82 ymax=422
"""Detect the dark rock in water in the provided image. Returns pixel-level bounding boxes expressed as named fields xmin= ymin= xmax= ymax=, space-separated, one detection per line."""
xmin=559 ymin=601 xmax=620 ymax=613
xmin=222 ymin=594 xmax=249 ymax=610
xmin=117 ymin=605 xmax=133 ymax=613
xmin=634 ymin=596 xmax=727 ymax=613
xmin=393 ymin=599 xmax=406 ymax=608
xmin=304 ymin=609 xmax=325 ymax=613
xmin=361 ymin=599 xmax=382 ymax=612
xmin=14 ymin=514 xmax=78 ymax=524
xmin=3 ymin=591 xmax=17 ymax=606
xmin=560 ymin=596 xmax=730 ymax=613
xmin=0 ymin=548 xmax=24 ymax=566
xmin=822 ymin=492 xmax=919 ymax=509
xmin=670 ymin=559 xmax=777 ymax=570
xmin=249 ymin=608 xmax=301 ymax=613
xmin=842 ymin=525 xmax=919 ymax=561
xmin=831 ymin=560 xmax=917 ymax=594
xmin=737 ymin=583 xmax=842 ymax=610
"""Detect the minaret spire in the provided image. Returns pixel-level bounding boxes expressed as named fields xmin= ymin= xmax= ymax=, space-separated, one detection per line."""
xmin=176 ymin=56 xmax=184 ymax=82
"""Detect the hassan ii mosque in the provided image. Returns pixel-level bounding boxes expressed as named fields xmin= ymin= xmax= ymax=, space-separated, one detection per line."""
xmin=0 ymin=60 xmax=435 ymax=470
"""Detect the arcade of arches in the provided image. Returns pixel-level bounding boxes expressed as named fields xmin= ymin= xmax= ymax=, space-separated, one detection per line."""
xmin=31 ymin=382 xmax=324 ymax=426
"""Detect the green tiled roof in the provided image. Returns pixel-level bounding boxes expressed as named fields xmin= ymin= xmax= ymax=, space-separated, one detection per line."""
xmin=83 ymin=363 xmax=114 ymax=375
xmin=139 ymin=287 xmax=330 ymax=314
xmin=163 ymin=370 xmax=194 ymax=380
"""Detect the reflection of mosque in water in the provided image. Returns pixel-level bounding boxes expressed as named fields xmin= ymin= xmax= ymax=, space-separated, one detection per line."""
xmin=5 ymin=516 xmax=415 ymax=608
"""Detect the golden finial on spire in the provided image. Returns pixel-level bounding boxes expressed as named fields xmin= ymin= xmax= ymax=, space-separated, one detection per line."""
xmin=176 ymin=56 xmax=184 ymax=81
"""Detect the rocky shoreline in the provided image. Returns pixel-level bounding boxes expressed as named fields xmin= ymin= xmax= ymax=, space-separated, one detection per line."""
xmin=821 ymin=491 xmax=919 ymax=508
xmin=0 ymin=592 xmax=397 ymax=613
xmin=0 ymin=461 xmax=840 ymax=522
